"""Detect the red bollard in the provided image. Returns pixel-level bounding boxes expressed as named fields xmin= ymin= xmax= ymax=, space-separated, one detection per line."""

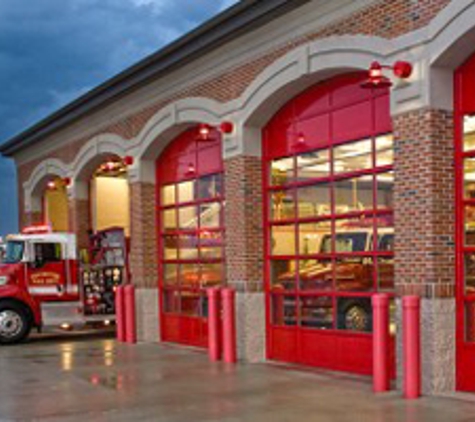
xmin=115 ymin=285 xmax=126 ymax=342
xmin=221 ymin=288 xmax=237 ymax=364
xmin=372 ymin=293 xmax=390 ymax=393
xmin=124 ymin=284 xmax=137 ymax=344
xmin=403 ymin=295 xmax=421 ymax=399
xmin=207 ymin=288 xmax=221 ymax=362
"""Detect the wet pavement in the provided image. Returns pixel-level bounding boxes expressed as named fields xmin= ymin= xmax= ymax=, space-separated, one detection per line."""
xmin=0 ymin=336 xmax=474 ymax=422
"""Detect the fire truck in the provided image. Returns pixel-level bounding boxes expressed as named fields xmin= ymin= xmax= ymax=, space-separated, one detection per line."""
xmin=0 ymin=226 xmax=127 ymax=344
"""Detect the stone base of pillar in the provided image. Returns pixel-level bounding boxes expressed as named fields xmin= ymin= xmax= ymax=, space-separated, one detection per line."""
xmin=396 ymin=298 xmax=455 ymax=395
xmin=135 ymin=288 xmax=160 ymax=343
xmin=236 ymin=291 xmax=266 ymax=363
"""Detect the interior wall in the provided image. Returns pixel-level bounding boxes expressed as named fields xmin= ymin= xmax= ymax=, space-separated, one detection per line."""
xmin=44 ymin=187 xmax=69 ymax=232
xmin=91 ymin=176 xmax=130 ymax=236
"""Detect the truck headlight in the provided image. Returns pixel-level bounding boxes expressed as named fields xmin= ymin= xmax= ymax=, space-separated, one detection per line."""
xmin=0 ymin=276 xmax=9 ymax=285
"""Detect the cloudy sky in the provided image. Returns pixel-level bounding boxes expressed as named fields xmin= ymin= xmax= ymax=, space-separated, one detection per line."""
xmin=0 ymin=0 xmax=238 ymax=236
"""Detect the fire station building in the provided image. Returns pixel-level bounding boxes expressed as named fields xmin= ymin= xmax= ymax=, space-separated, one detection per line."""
xmin=3 ymin=0 xmax=475 ymax=395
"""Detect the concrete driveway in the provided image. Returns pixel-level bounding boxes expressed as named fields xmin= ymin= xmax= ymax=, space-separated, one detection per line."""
xmin=0 ymin=335 xmax=474 ymax=421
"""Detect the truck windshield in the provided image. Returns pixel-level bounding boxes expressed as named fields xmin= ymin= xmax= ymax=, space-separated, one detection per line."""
xmin=4 ymin=241 xmax=24 ymax=264
xmin=320 ymin=233 xmax=368 ymax=253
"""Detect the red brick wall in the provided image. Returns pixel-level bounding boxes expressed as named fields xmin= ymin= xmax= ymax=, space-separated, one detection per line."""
xmin=393 ymin=109 xmax=455 ymax=298
xmin=129 ymin=182 xmax=158 ymax=288
xmin=224 ymin=156 xmax=264 ymax=292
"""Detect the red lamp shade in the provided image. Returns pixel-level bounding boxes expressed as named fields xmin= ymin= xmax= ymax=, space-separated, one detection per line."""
xmin=393 ymin=61 xmax=413 ymax=79
xmin=361 ymin=61 xmax=393 ymax=89
xmin=369 ymin=61 xmax=383 ymax=79
xmin=123 ymin=156 xmax=134 ymax=166
xmin=63 ymin=177 xmax=71 ymax=187
xmin=220 ymin=121 xmax=234 ymax=134
xmin=105 ymin=161 xmax=115 ymax=171
xmin=199 ymin=124 xmax=211 ymax=139
xmin=185 ymin=162 xmax=196 ymax=177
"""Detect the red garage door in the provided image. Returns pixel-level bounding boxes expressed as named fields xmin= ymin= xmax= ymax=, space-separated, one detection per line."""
xmin=455 ymin=52 xmax=475 ymax=391
xmin=263 ymin=73 xmax=395 ymax=375
xmin=156 ymin=126 xmax=225 ymax=348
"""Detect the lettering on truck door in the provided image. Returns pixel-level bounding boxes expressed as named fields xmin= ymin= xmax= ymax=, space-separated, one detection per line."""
xmin=27 ymin=242 xmax=67 ymax=297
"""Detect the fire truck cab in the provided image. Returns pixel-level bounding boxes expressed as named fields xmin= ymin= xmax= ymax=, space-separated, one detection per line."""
xmin=0 ymin=226 xmax=125 ymax=344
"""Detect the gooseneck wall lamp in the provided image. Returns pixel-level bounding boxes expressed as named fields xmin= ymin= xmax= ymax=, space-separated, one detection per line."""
xmin=197 ymin=121 xmax=235 ymax=142
xmin=361 ymin=60 xmax=413 ymax=89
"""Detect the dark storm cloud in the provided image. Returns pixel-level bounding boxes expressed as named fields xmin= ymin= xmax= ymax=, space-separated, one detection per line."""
xmin=0 ymin=0 xmax=238 ymax=236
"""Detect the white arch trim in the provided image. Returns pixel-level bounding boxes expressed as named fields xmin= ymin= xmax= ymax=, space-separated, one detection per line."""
xmin=131 ymin=97 xmax=231 ymax=160
xmin=24 ymin=158 xmax=69 ymax=212
xmin=237 ymin=36 xmax=391 ymax=127
xmin=70 ymin=133 xmax=127 ymax=182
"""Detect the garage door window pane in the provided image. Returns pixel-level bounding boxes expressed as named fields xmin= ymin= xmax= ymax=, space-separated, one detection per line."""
xmin=163 ymin=209 xmax=177 ymax=230
xmin=298 ymin=222 xmax=330 ymax=255
xmin=296 ymin=149 xmax=330 ymax=181
xmin=161 ymin=185 xmax=176 ymax=206
xmin=466 ymin=302 xmax=475 ymax=342
xmin=271 ymin=157 xmax=294 ymax=186
xmin=270 ymin=190 xmax=295 ymax=221
xmin=177 ymin=180 xmax=195 ymax=203
xmin=179 ymin=206 xmax=198 ymax=229
xmin=335 ymin=257 xmax=374 ymax=292
xmin=377 ymin=257 xmax=394 ymax=290
xmin=181 ymin=263 xmax=200 ymax=288
xmin=198 ymin=174 xmax=223 ymax=200
xmin=299 ymin=296 xmax=333 ymax=329
xmin=163 ymin=235 xmax=179 ymax=260
xmin=271 ymin=260 xmax=297 ymax=291
xmin=297 ymin=183 xmax=331 ymax=218
xmin=178 ymin=234 xmax=199 ymax=260
xmin=199 ymin=203 xmax=221 ymax=228
xmin=298 ymin=258 xmax=333 ymax=291
xmin=334 ymin=139 xmax=372 ymax=174
xmin=337 ymin=297 xmax=372 ymax=332
xmin=163 ymin=264 xmax=178 ymax=286
xmin=200 ymin=263 xmax=223 ymax=288
xmin=465 ymin=206 xmax=475 ymax=246
xmin=464 ymin=115 xmax=475 ymax=152
xmin=376 ymin=172 xmax=394 ymax=209
xmin=464 ymin=158 xmax=475 ymax=199
xmin=335 ymin=175 xmax=374 ymax=214
xmin=375 ymin=134 xmax=394 ymax=167
xmin=271 ymin=294 xmax=297 ymax=326
xmin=271 ymin=225 xmax=296 ymax=256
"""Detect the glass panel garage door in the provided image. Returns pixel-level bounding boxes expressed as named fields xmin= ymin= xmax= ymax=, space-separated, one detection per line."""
xmin=264 ymin=73 xmax=395 ymax=374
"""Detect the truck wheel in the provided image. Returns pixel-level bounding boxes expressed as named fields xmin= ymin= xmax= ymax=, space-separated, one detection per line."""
xmin=0 ymin=302 xmax=31 ymax=345
xmin=339 ymin=300 xmax=372 ymax=332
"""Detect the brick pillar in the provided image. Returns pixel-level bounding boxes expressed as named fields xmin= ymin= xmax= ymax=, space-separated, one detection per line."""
xmin=224 ymin=155 xmax=265 ymax=362
xmin=393 ymin=108 xmax=455 ymax=394
xmin=68 ymin=198 xmax=90 ymax=250
xmin=129 ymin=181 xmax=159 ymax=343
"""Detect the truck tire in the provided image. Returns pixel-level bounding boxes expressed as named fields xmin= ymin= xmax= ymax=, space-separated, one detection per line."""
xmin=0 ymin=302 xmax=32 ymax=345
xmin=338 ymin=300 xmax=372 ymax=332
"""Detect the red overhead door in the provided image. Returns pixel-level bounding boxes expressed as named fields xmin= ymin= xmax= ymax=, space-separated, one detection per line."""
xmin=156 ymin=126 xmax=225 ymax=348
xmin=263 ymin=73 xmax=395 ymax=375
xmin=455 ymin=53 xmax=475 ymax=391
